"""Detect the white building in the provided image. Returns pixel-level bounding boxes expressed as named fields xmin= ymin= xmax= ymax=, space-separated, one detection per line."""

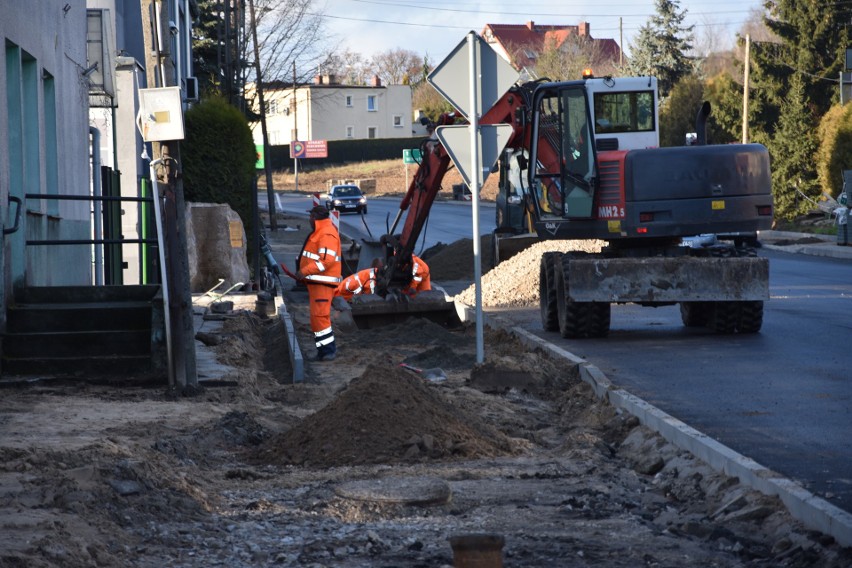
xmin=249 ymin=75 xmax=415 ymax=145
xmin=1 ymin=0 xmax=92 ymax=305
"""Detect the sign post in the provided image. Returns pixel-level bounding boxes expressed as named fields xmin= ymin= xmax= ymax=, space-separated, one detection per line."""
xmin=402 ymin=148 xmax=422 ymax=192
xmin=428 ymin=32 xmax=519 ymax=363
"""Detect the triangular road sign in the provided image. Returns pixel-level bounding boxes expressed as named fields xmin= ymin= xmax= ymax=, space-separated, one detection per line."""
xmin=435 ymin=124 xmax=515 ymax=188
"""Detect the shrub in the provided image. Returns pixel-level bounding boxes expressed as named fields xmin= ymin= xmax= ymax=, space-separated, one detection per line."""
xmin=816 ymin=103 xmax=852 ymax=200
xmin=182 ymin=96 xmax=257 ymax=264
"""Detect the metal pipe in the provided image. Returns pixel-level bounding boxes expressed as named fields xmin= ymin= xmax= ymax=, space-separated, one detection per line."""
xmin=89 ymin=126 xmax=104 ymax=285
xmin=148 ymin=158 xmax=174 ymax=388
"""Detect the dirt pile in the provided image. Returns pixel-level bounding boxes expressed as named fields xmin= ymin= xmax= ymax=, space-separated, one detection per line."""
xmin=256 ymin=363 xmax=514 ymax=467
xmin=455 ymin=239 xmax=607 ymax=307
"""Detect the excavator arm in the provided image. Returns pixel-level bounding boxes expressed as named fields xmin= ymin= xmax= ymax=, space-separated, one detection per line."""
xmin=375 ymin=85 xmax=537 ymax=295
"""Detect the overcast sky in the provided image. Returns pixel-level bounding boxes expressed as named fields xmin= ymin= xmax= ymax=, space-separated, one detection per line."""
xmin=317 ymin=0 xmax=766 ymax=65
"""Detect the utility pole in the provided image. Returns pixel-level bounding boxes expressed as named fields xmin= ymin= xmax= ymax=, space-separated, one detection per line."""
xmin=742 ymin=34 xmax=751 ymax=144
xmin=140 ymin=0 xmax=198 ymax=393
xmin=248 ymin=0 xmax=277 ymax=230
xmin=619 ymin=17 xmax=623 ymax=68
xmin=293 ymin=61 xmax=299 ymax=193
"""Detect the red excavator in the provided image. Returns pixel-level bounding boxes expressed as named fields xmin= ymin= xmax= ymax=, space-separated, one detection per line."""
xmin=353 ymin=73 xmax=772 ymax=337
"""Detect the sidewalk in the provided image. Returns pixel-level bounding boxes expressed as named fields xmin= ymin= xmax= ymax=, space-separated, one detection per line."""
xmin=759 ymin=229 xmax=852 ymax=260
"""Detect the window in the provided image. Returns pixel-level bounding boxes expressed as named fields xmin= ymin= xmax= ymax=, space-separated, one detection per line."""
xmin=264 ymin=99 xmax=278 ymax=115
xmin=593 ymin=90 xmax=655 ymax=133
xmin=367 ymin=95 xmax=377 ymax=112
xmin=393 ymin=115 xmax=403 ymax=128
xmin=367 ymin=126 xmax=377 ymax=139
xmin=346 ymin=126 xmax=354 ymax=138
xmin=345 ymin=95 xmax=353 ymax=107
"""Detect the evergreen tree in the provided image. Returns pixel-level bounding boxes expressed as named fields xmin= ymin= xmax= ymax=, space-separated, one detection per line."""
xmin=769 ymin=73 xmax=821 ymax=220
xmin=627 ymin=0 xmax=695 ymax=98
xmin=746 ymin=1 xmax=848 ymax=217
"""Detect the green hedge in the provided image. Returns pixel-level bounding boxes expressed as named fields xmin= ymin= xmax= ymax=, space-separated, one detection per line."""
xmin=816 ymin=103 xmax=852 ymax=200
xmin=182 ymin=96 xmax=257 ymax=265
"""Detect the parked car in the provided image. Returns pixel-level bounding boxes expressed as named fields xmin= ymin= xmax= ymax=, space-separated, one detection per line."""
xmin=325 ymin=185 xmax=367 ymax=214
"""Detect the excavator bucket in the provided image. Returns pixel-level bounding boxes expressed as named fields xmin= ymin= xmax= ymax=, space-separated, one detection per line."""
xmin=344 ymin=290 xmax=460 ymax=329
xmin=337 ymin=239 xmax=460 ymax=329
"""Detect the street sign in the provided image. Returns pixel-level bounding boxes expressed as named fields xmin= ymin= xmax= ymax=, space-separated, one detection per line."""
xmin=291 ymin=141 xmax=306 ymax=159
xmin=291 ymin=140 xmax=328 ymax=159
xmin=427 ymin=34 xmax=518 ymax=120
xmin=403 ymin=148 xmax=422 ymax=164
xmin=435 ymin=124 xmax=514 ymax=187
xmin=255 ymin=144 xmax=265 ymax=169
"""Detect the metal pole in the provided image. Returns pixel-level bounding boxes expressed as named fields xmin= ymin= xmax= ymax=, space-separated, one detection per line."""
xmin=148 ymin=158 xmax=174 ymax=388
xmin=89 ymin=126 xmax=104 ymax=285
xmin=468 ymin=31 xmax=484 ymax=364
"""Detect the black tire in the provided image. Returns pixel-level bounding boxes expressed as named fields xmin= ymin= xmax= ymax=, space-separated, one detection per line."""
xmin=555 ymin=255 xmax=589 ymax=338
xmin=361 ymin=206 xmax=367 ymax=215
xmin=680 ymin=302 xmax=711 ymax=327
xmin=737 ymin=301 xmax=763 ymax=333
xmin=708 ymin=301 xmax=738 ymax=334
xmin=491 ymin=232 xmax=500 ymax=270
xmin=587 ymin=302 xmax=611 ymax=338
xmin=539 ymin=252 xmax=560 ymax=331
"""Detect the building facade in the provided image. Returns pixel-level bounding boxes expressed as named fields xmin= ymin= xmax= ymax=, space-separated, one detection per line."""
xmin=250 ymin=75 xmax=415 ymax=145
xmin=1 ymin=0 xmax=92 ymax=308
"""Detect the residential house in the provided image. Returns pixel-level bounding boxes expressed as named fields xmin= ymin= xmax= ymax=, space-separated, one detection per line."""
xmin=249 ymin=75 xmax=415 ymax=145
xmin=1 ymin=1 xmax=92 ymax=312
xmin=482 ymin=21 xmax=623 ymax=79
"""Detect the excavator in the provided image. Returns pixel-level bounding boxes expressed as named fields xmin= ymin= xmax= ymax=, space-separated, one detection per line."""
xmin=349 ymin=72 xmax=773 ymax=337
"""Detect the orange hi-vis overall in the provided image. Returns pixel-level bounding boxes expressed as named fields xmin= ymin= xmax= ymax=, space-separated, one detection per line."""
xmin=408 ymin=254 xmax=431 ymax=294
xmin=298 ymin=217 xmax=342 ymax=352
xmin=335 ymin=267 xmax=378 ymax=301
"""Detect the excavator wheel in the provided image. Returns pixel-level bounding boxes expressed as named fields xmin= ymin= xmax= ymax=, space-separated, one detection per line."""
xmin=708 ymin=301 xmax=739 ymax=334
xmin=736 ymin=301 xmax=763 ymax=333
xmin=679 ymin=302 xmax=711 ymax=327
xmin=539 ymin=252 xmax=561 ymax=331
xmin=554 ymin=255 xmax=611 ymax=338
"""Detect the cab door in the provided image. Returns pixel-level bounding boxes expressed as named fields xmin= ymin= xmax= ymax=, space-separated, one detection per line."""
xmin=529 ymin=84 xmax=597 ymax=219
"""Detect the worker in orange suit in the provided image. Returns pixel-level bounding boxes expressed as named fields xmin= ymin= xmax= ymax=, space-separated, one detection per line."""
xmin=336 ymin=258 xmax=383 ymax=301
xmin=296 ymin=206 xmax=342 ymax=361
xmin=405 ymin=254 xmax=431 ymax=296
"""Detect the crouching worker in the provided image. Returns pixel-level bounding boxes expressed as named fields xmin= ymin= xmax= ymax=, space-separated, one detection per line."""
xmin=296 ymin=206 xmax=342 ymax=361
xmin=336 ymin=258 xmax=383 ymax=301
xmin=405 ymin=254 xmax=431 ymax=296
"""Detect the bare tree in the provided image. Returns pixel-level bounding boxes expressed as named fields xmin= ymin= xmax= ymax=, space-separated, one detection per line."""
xmin=370 ymin=48 xmax=424 ymax=85
xmin=320 ymin=49 xmax=370 ymax=85
xmin=248 ymin=0 xmax=329 ymax=87
xmin=531 ymin=35 xmax=618 ymax=82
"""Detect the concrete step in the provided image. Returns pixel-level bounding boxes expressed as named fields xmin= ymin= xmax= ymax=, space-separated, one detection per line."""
xmin=6 ymin=302 xmax=153 ymax=333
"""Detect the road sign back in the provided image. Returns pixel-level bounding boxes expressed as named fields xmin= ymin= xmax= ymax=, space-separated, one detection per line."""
xmin=427 ymin=34 xmax=519 ymax=120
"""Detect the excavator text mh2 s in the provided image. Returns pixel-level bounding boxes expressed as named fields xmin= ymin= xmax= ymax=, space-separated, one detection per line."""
xmin=357 ymin=72 xmax=773 ymax=338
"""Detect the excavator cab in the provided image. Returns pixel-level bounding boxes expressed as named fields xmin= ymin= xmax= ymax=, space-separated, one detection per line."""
xmin=529 ymin=83 xmax=598 ymax=219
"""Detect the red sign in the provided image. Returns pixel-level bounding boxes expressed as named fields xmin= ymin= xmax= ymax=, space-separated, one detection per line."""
xmin=291 ymin=139 xmax=327 ymax=159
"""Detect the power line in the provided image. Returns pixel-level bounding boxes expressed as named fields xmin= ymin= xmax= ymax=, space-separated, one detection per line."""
xmin=346 ymin=0 xmax=760 ymax=18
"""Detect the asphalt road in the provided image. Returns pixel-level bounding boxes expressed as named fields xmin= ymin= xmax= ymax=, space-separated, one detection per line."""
xmin=496 ymin=248 xmax=852 ymax=514
xmin=260 ymin=192 xmax=496 ymax=253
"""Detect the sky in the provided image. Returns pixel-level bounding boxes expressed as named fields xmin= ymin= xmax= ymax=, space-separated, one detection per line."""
xmin=316 ymin=0 xmax=767 ymax=64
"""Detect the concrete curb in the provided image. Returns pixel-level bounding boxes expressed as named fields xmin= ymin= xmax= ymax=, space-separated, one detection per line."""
xmin=277 ymin=301 xmax=304 ymax=383
xmin=455 ymin=302 xmax=852 ymax=548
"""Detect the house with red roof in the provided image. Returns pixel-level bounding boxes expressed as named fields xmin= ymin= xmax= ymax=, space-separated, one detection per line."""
xmin=482 ymin=21 xmax=623 ymax=79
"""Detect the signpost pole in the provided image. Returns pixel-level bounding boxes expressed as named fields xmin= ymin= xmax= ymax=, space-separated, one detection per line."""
xmin=467 ymin=31 xmax=484 ymax=364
